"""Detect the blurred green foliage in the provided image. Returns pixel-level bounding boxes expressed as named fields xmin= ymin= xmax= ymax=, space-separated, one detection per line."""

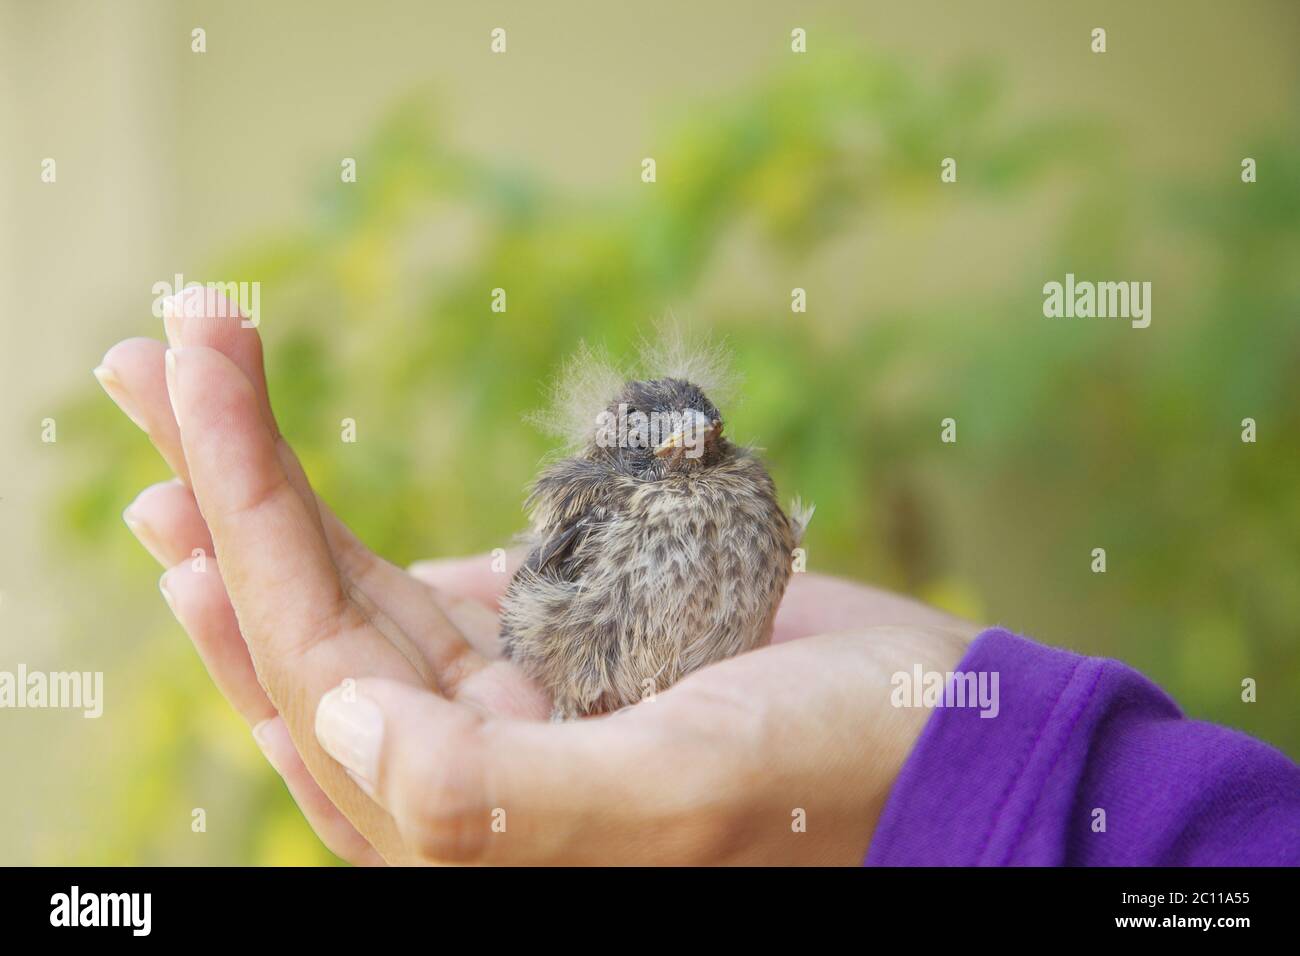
xmin=55 ymin=49 xmax=1300 ymax=863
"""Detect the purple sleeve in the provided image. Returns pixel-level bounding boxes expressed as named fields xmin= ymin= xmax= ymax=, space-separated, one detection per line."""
xmin=865 ymin=628 xmax=1300 ymax=866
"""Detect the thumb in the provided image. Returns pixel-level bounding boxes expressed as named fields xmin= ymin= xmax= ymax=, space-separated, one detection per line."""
xmin=312 ymin=678 xmax=707 ymax=864
xmin=314 ymin=678 xmax=490 ymax=863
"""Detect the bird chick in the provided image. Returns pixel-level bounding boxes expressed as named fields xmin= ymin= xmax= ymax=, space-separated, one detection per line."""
xmin=501 ymin=362 xmax=811 ymax=720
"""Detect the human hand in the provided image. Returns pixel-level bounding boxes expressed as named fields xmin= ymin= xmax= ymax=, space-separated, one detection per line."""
xmin=97 ymin=290 xmax=977 ymax=864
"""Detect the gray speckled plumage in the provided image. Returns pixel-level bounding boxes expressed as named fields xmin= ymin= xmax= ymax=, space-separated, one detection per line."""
xmin=501 ymin=369 xmax=811 ymax=719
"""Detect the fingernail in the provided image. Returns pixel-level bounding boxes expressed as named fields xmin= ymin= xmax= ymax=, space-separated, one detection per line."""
xmin=251 ymin=716 xmax=286 ymax=770
xmin=163 ymin=349 xmax=181 ymax=423
xmin=123 ymin=503 xmax=168 ymax=565
xmin=162 ymin=286 xmax=199 ymax=345
xmin=162 ymin=292 xmax=189 ymax=347
xmin=92 ymin=365 xmax=148 ymax=431
xmin=162 ymin=310 xmax=181 ymax=348
xmin=315 ymin=685 xmax=382 ymax=795
xmin=159 ymin=572 xmax=176 ymax=615
xmin=251 ymin=716 xmax=278 ymax=750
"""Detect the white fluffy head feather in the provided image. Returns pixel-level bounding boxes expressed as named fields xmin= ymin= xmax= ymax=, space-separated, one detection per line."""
xmin=528 ymin=323 xmax=740 ymax=453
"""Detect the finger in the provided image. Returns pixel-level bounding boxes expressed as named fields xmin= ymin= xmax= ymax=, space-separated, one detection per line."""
xmin=166 ymin=345 xmax=393 ymax=679
xmin=122 ymin=477 xmax=270 ymax=724
xmin=163 ymin=286 xmax=276 ymax=435
xmin=314 ymin=499 xmax=502 ymax=671
xmin=408 ymin=549 xmax=523 ymax=612
xmin=252 ymin=716 xmax=384 ymax=867
xmin=314 ymin=678 xmax=710 ymax=865
xmin=774 ymin=573 xmax=980 ymax=643
xmin=116 ymin=426 xmax=482 ymax=707
xmin=100 ymin=339 xmax=395 ymax=587
xmin=106 ymin=339 xmax=489 ymax=692
xmin=97 ymin=333 xmax=318 ymax=531
xmin=159 ymin=559 xmax=275 ymax=724
xmin=164 ymin=288 xmax=334 ymax=543
xmin=400 ymin=552 xmax=508 ymax=658
xmin=165 ymin=344 xmax=446 ymax=863
xmin=123 ymin=479 xmax=213 ymax=567
xmin=114 ymin=295 xmax=529 ymax=673
xmin=95 ymin=338 xmax=191 ymax=483
xmin=162 ymin=552 xmax=384 ymax=865
xmin=437 ymin=596 xmax=501 ymax=659
xmin=139 ymin=486 xmax=379 ymax=860
xmin=128 ymin=445 xmax=414 ymax=865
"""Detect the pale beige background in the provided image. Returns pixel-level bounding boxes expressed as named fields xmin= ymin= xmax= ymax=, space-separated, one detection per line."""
xmin=1 ymin=0 xmax=1296 ymax=862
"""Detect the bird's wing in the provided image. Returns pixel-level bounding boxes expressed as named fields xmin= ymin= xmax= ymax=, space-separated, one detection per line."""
xmin=523 ymin=457 xmax=628 ymax=581
xmin=532 ymin=518 xmax=588 ymax=574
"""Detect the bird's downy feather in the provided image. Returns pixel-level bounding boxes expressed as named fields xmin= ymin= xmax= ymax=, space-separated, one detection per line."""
xmin=525 ymin=322 xmax=740 ymax=455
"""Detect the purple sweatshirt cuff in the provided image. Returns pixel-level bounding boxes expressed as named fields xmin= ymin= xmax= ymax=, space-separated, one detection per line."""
xmin=865 ymin=628 xmax=1300 ymax=866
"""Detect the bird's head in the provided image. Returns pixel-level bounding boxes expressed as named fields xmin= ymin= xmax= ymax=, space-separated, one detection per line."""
xmin=590 ymin=377 xmax=729 ymax=479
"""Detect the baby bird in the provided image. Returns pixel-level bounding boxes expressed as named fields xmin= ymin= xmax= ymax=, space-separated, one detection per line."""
xmin=501 ymin=356 xmax=811 ymax=720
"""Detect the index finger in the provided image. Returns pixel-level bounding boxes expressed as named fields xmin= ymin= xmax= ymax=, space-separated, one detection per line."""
xmin=166 ymin=344 xmax=439 ymax=862
xmin=165 ymin=345 xmax=354 ymax=665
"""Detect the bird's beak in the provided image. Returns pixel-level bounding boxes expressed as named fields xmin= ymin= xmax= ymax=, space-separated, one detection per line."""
xmin=654 ymin=409 xmax=721 ymax=459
